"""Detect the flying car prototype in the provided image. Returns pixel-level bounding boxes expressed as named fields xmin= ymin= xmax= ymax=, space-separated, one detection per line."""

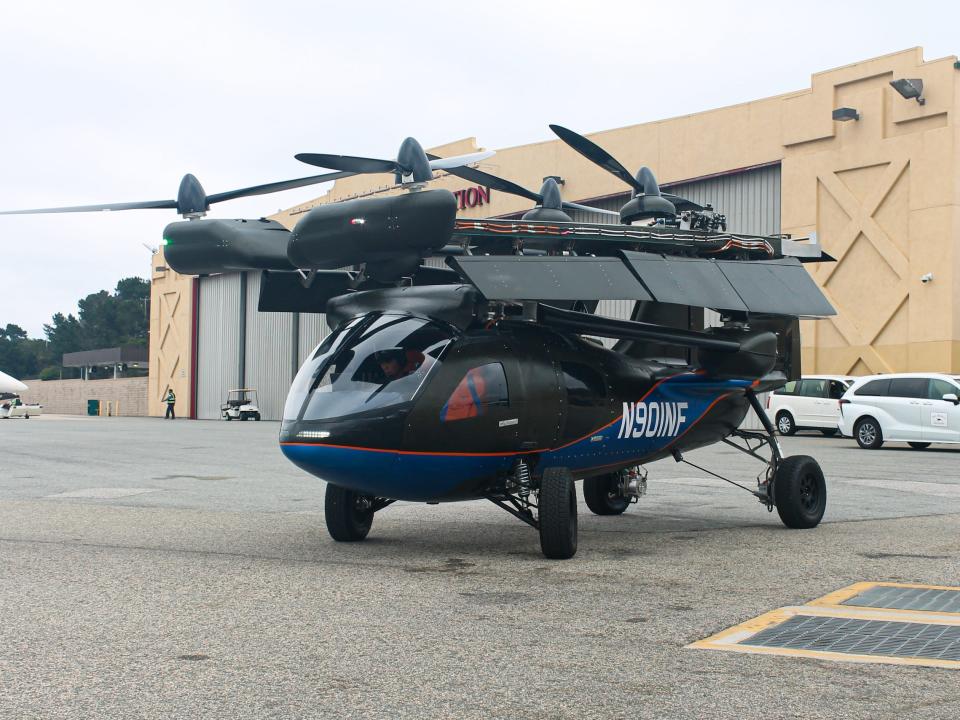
xmin=2 ymin=129 xmax=836 ymax=558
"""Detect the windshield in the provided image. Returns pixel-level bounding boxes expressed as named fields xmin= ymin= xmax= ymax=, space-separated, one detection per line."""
xmin=284 ymin=314 xmax=453 ymax=422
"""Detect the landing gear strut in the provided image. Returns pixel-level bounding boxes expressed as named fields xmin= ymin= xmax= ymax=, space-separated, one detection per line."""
xmin=672 ymin=390 xmax=827 ymax=529
xmin=486 ymin=460 xmax=579 ymax=559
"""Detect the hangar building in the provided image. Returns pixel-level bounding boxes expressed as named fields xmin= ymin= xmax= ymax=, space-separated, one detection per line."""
xmin=148 ymin=48 xmax=960 ymax=419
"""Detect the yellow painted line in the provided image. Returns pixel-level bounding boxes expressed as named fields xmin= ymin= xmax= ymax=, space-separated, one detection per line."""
xmin=809 ymin=581 xmax=960 ymax=617
xmin=688 ymin=605 xmax=960 ymax=670
xmin=808 ymin=581 xmax=877 ymax=607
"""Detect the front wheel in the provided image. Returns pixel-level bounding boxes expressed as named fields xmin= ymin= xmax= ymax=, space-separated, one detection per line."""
xmin=854 ymin=417 xmax=883 ymax=449
xmin=538 ymin=467 xmax=578 ymax=559
xmin=774 ymin=455 xmax=826 ymax=529
xmin=583 ymin=473 xmax=629 ymax=515
xmin=776 ymin=412 xmax=796 ymax=436
xmin=324 ymin=484 xmax=374 ymax=541
xmin=908 ymin=442 xmax=930 ymax=450
xmin=254 ymin=413 xmax=261 ymax=421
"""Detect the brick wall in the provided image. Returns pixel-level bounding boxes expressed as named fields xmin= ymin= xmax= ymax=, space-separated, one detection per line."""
xmin=18 ymin=377 xmax=149 ymax=416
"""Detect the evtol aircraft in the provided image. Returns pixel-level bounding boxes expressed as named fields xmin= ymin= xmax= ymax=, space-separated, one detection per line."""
xmin=2 ymin=127 xmax=835 ymax=558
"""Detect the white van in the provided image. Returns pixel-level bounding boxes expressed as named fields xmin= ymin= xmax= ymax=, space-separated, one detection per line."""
xmin=765 ymin=375 xmax=852 ymax=436
xmin=838 ymin=373 xmax=960 ymax=449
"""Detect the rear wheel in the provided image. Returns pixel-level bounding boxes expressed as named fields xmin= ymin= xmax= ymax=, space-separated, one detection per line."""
xmin=908 ymin=442 xmax=931 ymax=450
xmin=854 ymin=417 xmax=883 ymax=449
xmin=776 ymin=412 xmax=796 ymax=436
xmin=774 ymin=455 xmax=826 ymax=529
xmin=820 ymin=428 xmax=837 ymax=437
xmin=538 ymin=467 xmax=578 ymax=559
xmin=583 ymin=473 xmax=629 ymax=515
xmin=324 ymin=484 xmax=374 ymax=541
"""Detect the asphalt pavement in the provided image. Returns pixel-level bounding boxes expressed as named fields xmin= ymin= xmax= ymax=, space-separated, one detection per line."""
xmin=1 ymin=416 xmax=958 ymax=719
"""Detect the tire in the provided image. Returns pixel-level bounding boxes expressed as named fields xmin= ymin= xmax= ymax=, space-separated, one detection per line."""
xmin=538 ymin=467 xmax=578 ymax=559
xmin=854 ymin=417 xmax=883 ymax=449
xmin=225 ymin=414 xmax=232 ymax=421
xmin=908 ymin=442 xmax=931 ymax=450
xmin=254 ymin=413 xmax=261 ymax=421
xmin=820 ymin=429 xmax=838 ymax=437
xmin=776 ymin=412 xmax=796 ymax=436
xmin=324 ymin=484 xmax=374 ymax=542
xmin=240 ymin=413 xmax=248 ymax=421
xmin=773 ymin=455 xmax=826 ymax=529
xmin=583 ymin=473 xmax=629 ymax=516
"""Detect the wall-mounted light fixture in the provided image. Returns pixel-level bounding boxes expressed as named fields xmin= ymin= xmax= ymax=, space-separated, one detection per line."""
xmin=832 ymin=107 xmax=860 ymax=122
xmin=890 ymin=78 xmax=925 ymax=105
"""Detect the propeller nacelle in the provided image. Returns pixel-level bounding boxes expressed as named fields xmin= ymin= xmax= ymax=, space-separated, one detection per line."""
xmin=620 ymin=166 xmax=675 ymax=224
xmin=521 ymin=177 xmax=572 ymax=223
xmin=176 ymin=173 xmax=209 ymax=218
xmin=394 ymin=137 xmax=434 ymax=185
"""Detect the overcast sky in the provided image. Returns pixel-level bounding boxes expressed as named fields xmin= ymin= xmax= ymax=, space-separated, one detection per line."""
xmin=2 ymin=1 xmax=958 ymax=337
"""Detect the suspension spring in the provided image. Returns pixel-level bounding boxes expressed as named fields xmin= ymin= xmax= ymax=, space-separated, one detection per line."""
xmin=514 ymin=459 xmax=531 ymax=503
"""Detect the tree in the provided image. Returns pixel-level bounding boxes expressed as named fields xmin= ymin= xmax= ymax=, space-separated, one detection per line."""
xmin=43 ymin=312 xmax=83 ymax=363
xmin=0 ymin=324 xmax=49 ymax=379
xmin=6 ymin=276 xmax=150 ymax=379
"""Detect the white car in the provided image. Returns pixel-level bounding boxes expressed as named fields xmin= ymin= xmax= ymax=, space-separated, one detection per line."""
xmin=765 ymin=375 xmax=853 ymax=436
xmin=838 ymin=373 xmax=960 ymax=449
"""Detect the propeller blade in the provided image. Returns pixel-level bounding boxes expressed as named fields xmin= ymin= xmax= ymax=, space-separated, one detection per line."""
xmin=549 ymin=124 xmax=644 ymax=194
xmin=429 ymin=156 xmax=542 ymax=203
xmin=206 ymin=171 xmax=354 ymax=205
xmin=0 ymin=198 xmax=178 ymax=215
xmin=661 ymin=193 xmax=704 ymax=212
xmin=560 ymin=201 xmax=619 ymax=216
xmin=294 ymin=153 xmax=398 ymax=174
xmin=427 ymin=150 xmax=495 ymax=171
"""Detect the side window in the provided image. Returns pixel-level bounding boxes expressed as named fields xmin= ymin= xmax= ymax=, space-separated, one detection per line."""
xmin=561 ymin=362 xmax=606 ymax=407
xmin=828 ymin=381 xmax=847 ymax=399
xmin=929 ymin=379 xmax=957 ymax=400
xmin=440 ymin=363 xmax=509 ymax=422
xmin=561 ymin=362 xmax=607 ymax=441
xmin=856 ymin=379 xmax=890 ymax=397
xmin=776 ymin=380 xmax=798 ymax=396
xmin=799 ymin=379 xmax=827 ymax=397
xmin=889 ymin=378 xmax=929 ymax=398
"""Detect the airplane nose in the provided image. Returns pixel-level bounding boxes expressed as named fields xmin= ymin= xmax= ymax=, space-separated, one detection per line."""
xmin=0 ymin=370 xmax=27 ymax=394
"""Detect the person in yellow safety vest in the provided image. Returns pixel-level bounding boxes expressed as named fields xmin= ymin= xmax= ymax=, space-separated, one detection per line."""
xmin=164 ymin=389 xmax=176 ymax=419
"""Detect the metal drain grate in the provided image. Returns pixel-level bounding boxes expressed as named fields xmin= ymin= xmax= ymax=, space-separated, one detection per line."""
xmin=842 ymin=586 xmax=960 ymax=614
xmin=743 ymin=615 xmax=960 ymax=662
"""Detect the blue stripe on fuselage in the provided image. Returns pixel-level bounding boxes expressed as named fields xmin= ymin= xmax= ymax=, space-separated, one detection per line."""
xmin=280 ymin=375 xmax=752 ymax=501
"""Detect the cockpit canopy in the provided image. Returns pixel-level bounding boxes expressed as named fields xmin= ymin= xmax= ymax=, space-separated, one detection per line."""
xmin=283 ymin=313 xmax=455 ymax=423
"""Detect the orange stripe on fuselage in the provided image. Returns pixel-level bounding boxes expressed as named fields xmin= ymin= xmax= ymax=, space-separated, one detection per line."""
xmin=281 ymin=374 xmax=742 ymax=461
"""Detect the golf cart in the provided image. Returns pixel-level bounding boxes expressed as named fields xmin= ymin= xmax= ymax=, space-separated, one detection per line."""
xmin=220 ymin=388 xmax=261 ymax=421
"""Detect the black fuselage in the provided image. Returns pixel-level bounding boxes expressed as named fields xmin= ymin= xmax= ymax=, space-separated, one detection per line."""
xmin=279 ymin=312 xmax=753 ymax=501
